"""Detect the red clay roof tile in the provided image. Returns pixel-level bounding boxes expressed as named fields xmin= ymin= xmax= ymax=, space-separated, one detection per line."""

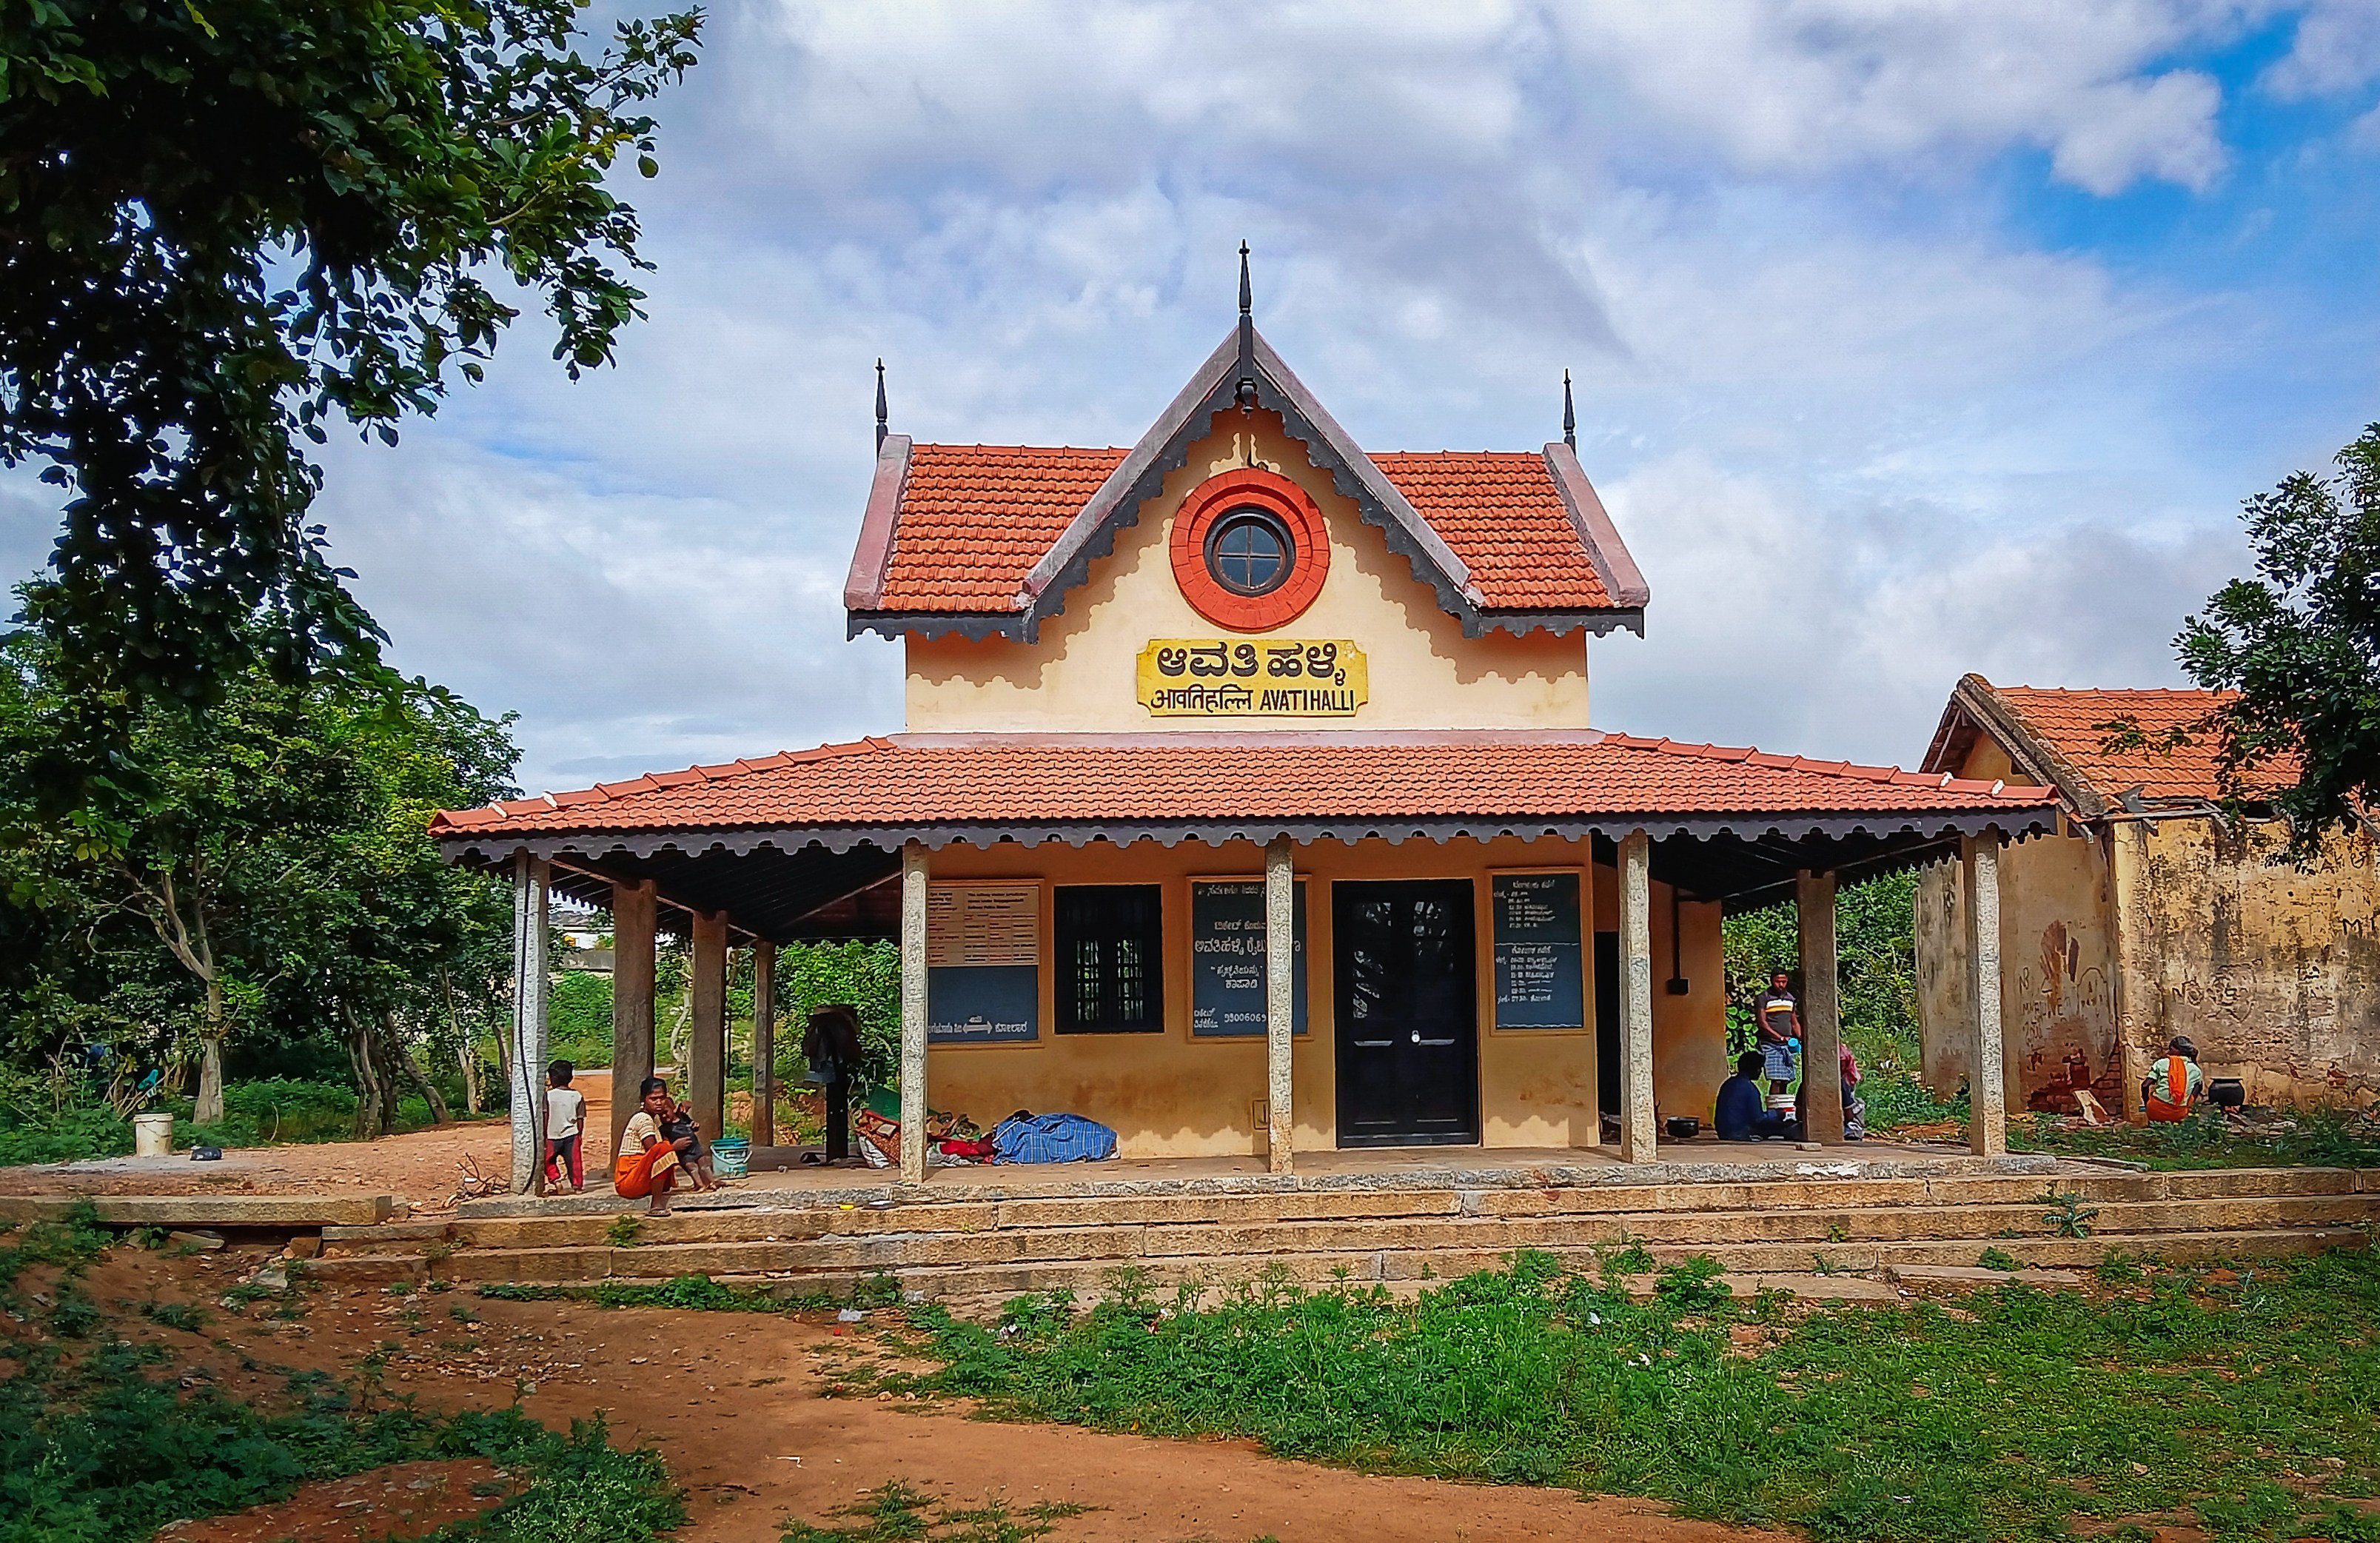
xmin=1991 ymin=686 xmax=2279 ymax=802
xmin=873 ymin=444 xmax=1619 ymax=615
xmin=432 ymin=733 xmax=2054 ymax=843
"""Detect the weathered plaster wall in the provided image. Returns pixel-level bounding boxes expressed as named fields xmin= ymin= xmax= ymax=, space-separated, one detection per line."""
xmin=1920 ymin=820 xmax=2380 ymax=1111
xmin=904 ymin=412 xmax=1592 ymax=733
xmin=1916 ymin=832 xmax=2120 ymax=1111
xmin=2114 ymin=819 xmax=2380 ymax=1108
xmin=916 ymin=834 xmax=1724 ymax=1158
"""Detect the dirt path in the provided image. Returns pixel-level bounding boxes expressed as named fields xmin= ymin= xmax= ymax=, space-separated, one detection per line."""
xmin=0 ymin=1073 xmax=612 ymax=1208
xmin=52 ymin=1242 xmax=1777 ymax=1543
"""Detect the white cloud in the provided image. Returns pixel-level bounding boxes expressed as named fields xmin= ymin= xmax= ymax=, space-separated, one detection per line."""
xmin=2262 ymin=0 xmax=2380 ymax=98
xmin=5 ymin=0 xmax=2347 ymax=795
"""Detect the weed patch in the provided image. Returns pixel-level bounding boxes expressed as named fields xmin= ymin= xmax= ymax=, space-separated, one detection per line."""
xmin=0 ymin=1334 xmax=680 ymax=1543
xmin=480 ymin=1271 xmax=903 ymax=1313
xmin=2010 ymin=1108 xmax=2380 ymax=1171
xmin=781 ymin=1478 xmax=1093 ymax=1542
xmin=882 ymin=1248 xmax=2380 ymax=1543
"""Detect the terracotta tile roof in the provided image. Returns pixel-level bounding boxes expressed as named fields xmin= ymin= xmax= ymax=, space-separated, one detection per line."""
xmin=882 ymin=445 xmax=1126 ymax=612
xmin=1989 ymin=686 xmax=2279 ymax=803
xmin=868 ymin=445 xmax=1618 ymax=615
xmin=432 ymin=732 xmax=2053 ymax=843
xmin=1371 ymin=452 xmax=1612 ymax=609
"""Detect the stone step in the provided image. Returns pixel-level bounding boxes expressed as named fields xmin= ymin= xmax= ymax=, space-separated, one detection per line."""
xmin=301 ymin=1191 xmax=2378 ymax=1286
xmin=444 ymin=1227 xmax=2369 ymax=1302
xmin=0 ymin=1194 xmax=398 ymax=1228
xmin=412 ymin=1167 xmax=2377 ymax=1253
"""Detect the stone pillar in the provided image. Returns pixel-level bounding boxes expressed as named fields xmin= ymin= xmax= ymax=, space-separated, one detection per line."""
xmin=2108 ymin=823 xmax=2156 ymax=1124
xmin=609 ymin=879 xmax=657 ymax=1158
xmin=1796 ymin=870 xmax=1845 ymax=1144
xmin=1962 ymin=832 xmax=2007 ymax=1157
xmin=1264 ymin=835 xmax=1295 ymax=1174
xmin=508 ymin=853 xmax=551 ymax=1195
xmin=688 ymin=910 xmax=728 ymax=1143
xmin=1618 ymin=830 xmax=1657 ymax=1163
xmin=899 ymin=842 xmax=930 ymax=1183
xmin=751 ymin=939 xmax=777 ymax=1151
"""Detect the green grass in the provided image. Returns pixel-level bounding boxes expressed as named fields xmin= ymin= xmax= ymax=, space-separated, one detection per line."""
xmin=2008 ymin=1108 xmax=2380 ymax=1171
xmin=781 ymin=1479 xmax=1093 ymax=1542
xmin=0 ymin=1213 xmax=683 ymax=1543
xmin=874 ymin=1251 xmax=2380 ymax=1543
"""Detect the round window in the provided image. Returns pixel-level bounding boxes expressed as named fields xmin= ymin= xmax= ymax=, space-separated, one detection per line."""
xmin=1204 ymin=508 xmax=1295 ymax=597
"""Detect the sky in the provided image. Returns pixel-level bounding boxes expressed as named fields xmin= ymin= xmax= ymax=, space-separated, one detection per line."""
xmin=7 ymin=0 xmax=2380 ymax=797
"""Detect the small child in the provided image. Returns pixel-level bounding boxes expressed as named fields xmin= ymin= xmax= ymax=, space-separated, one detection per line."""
xmin=660 ymin=1098 xmax=721 ymax=1191
xmin=543 ymin=1061 xmax=587 ymax=1193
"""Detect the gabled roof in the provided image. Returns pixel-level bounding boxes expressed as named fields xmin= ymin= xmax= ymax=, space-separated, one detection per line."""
xmin=844 ymin=327 xmax=1647 ymax=643
xmin=432 ymin=730 xmax=2054 ymax=855
xmin=1920 ymin=675 xmax=2275 ymax=817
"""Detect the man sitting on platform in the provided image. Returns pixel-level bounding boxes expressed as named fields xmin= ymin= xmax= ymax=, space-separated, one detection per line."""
xmin=1717 ymin=1050 xmax=1795 ymax=1141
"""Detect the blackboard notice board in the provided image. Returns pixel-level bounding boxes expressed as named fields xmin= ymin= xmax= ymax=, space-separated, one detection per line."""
xmin=1190 ymin=880 xmax=1308 ymax=1037
xmin=1492 ymin=871 xmax=1586 ymax=1030
xmin=927 ymin=883 xmax=1040 ymax=1043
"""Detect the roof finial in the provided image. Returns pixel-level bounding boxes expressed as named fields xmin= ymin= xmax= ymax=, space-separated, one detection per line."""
xmin=874 ymin=358 xmax=888 ymax=455
xmin=1234 ymin=241 xmax=1258 ymax=412
xmin=1561 ymin=368 xmax=1575 ymax=451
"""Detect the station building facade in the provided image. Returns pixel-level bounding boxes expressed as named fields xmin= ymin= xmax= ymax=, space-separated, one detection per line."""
xmin=436 ymin=298 xmax=2056 ymax=1188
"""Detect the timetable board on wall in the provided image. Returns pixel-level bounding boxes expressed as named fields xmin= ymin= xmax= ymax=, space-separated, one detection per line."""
xmin=1188 ymin=878 xmax=1309 ymax=1037
xmin=926 ymin=882 xmax=1041 ymax=1043
xmin=1491 ymin=871 xmax=1586 ymax=1030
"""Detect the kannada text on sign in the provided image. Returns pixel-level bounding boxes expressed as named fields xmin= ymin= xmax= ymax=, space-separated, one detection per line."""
xmin=1136 ymin=639 xmax=1370 ymax=717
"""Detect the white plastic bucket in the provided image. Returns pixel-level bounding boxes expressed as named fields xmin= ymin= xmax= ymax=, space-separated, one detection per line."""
xmin=134 ymin=1111 xmax=175 ymax=1158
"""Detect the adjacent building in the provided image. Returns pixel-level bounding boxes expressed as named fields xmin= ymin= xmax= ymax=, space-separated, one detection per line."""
xmin=1917 ymin=675 xmax=2380 ymax=1116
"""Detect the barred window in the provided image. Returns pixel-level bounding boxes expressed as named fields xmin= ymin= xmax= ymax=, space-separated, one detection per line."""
xmin=1054 ymin=885 xmax=1164 ymax=1034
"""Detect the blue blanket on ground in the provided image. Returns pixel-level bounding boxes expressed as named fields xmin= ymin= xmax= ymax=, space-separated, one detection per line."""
xmin=991 ymin=1112 xmax=1119 ymax=1163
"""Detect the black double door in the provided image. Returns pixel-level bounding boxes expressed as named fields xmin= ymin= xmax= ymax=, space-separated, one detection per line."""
xmin=1333 ymin=879 xmax=1480 ymax=1146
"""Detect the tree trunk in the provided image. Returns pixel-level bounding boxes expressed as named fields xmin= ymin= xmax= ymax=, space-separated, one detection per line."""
xmin=193 ymin=977 xmax=227 ymax=1127
xmin=442 ymin=969 xmax=483 ymax=1114
xmin=345 ymin=1005 xmax=385 ymax=1141
xmin=386 ymin=1012 xmax=451 ymax=1123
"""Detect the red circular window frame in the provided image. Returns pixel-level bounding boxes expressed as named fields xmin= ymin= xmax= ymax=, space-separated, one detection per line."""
xmin=1170 ymin=468 xmax=1329 ymax=631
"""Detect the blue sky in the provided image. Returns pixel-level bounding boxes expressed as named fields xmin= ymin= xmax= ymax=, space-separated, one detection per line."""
xmin=7 ymin=1 xmax=2380 ymax=795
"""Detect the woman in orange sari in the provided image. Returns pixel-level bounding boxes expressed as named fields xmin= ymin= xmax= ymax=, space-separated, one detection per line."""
xmin=613 ymin=1077 xmax=693 ymax=1215
xmin=2140 ymin=1037 xmax=2205 ymax=1123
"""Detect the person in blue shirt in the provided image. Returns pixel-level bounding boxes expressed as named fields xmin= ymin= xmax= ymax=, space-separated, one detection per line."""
xmin=1717 ymin=1050 xmax=1793 ymax=1140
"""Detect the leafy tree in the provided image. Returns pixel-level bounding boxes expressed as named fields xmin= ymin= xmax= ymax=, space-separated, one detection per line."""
xmin=0 ymin=603 xmax=517 ymax=1125
xmin=1723 ymin=869 xmax=1923 ymax=1076
xmin=2177 ymin=424 xmax=2380 ymax=850
xmin=0 ymin=0 xmax=701 ymax=749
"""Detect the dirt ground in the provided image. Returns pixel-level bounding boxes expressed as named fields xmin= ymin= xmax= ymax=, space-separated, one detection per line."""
xmin=27 ymin=1240 xmax=1782 ymax=1543
xmin=0 ymin=1074 xmax=613 ymax=1208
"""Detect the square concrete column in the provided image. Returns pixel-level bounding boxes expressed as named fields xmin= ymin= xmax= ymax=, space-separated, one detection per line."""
xmin=508 ymin=852 xmax=551 ymax=1195
xmin=1264 ymin=835 xmax=1295 ymax=1174
xmin=899 ymin=842 xmax=930 ymax=1182
xmin=751 ymin=939 xmax=777 ymax=1151
xmin=1795 ymin=870 xmax=1846 ymax=1144
xmin=1618 ymin=830 xmax=1657 ymax=1164
xmin=688 ymin=910 xmax=729 ymax=1143
xmin=609 ymin=879 xmax=657 ymax=1157
xmin=1960 ymin=831 xmax=2007 ymax=1157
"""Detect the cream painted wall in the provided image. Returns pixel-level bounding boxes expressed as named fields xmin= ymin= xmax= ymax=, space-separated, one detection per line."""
xmin=913 ymin=834 xmax=1724 ymax=1158
xmin=905 ymin=411 xmax=1591 ymax=734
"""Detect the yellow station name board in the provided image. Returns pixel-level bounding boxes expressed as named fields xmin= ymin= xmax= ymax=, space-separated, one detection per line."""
xmin=1136 ymin=639 xmax=1369 ymax=717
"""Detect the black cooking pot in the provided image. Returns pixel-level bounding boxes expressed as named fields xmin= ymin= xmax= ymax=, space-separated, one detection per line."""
xmin=2209 ymin=1077 xmax=2246 ymax=1111
xmin=1665 ymin=1116 xmax=1700 ymax=1140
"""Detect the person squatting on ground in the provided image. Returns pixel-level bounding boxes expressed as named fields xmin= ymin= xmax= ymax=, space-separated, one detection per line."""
xmin=2142 ymin=1036 xmax=2205 ymax=1123
xmin=1717 ymin=1050 xmax=1797 ymax=1141
xmin=543 ymin=1061 xmax=587 ymax=1192
xmin=614 ymin=1077 xmax=694 ymax=1216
